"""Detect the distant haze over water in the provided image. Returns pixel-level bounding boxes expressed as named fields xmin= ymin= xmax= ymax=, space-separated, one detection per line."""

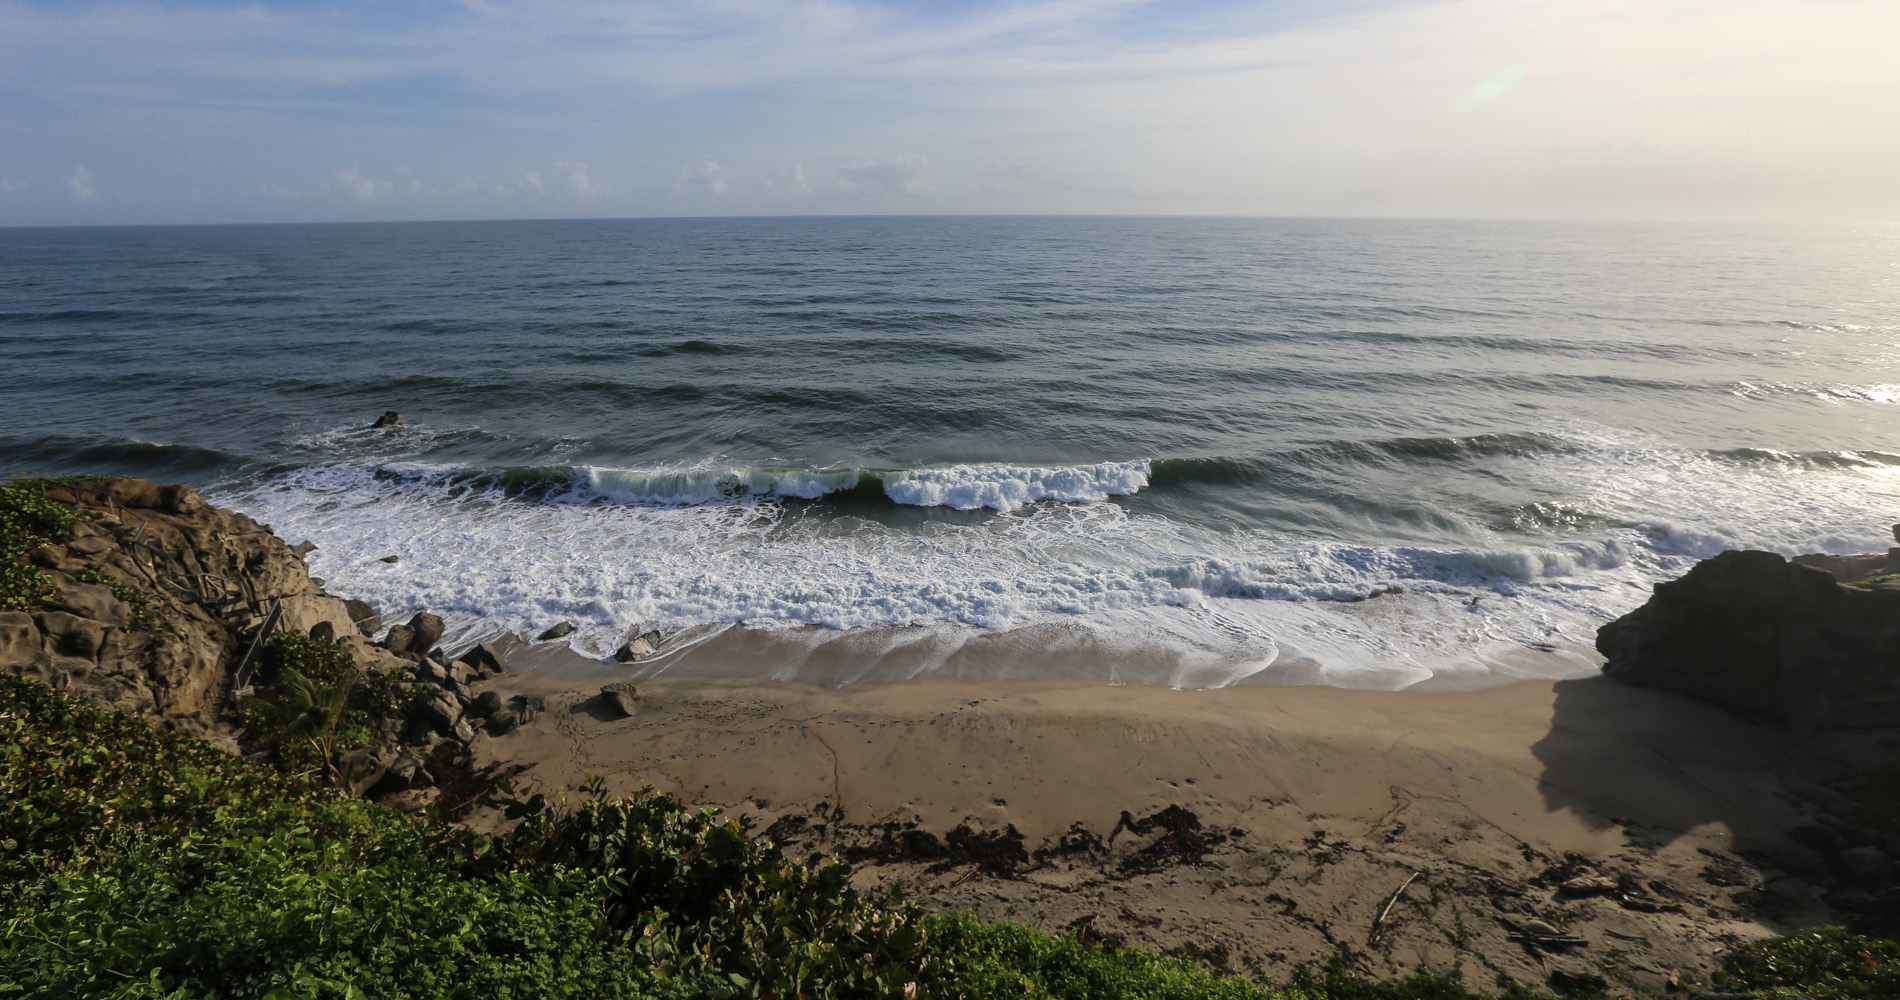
xmin=4 ymin=217 xmax=1898 ymax=688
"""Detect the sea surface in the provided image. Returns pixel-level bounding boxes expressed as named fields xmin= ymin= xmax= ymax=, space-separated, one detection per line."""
xmin=3 ymin=216 xmax=1898 ymax=688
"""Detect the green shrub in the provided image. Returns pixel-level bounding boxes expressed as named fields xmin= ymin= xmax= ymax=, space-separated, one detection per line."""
xmin=0 ymin=671 xmax=691 ymax=999
xmin=0 ymin=479 xmax=84 ymax=612
xmin=240 ymin=632 xmax=372 ymax=778
xmin=1712 ymin=926 xmax=1900 ymax=999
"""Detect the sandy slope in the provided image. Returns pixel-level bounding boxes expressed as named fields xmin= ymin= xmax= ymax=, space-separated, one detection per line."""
xmin=466 ymin=672 xmax=1836 ymax=996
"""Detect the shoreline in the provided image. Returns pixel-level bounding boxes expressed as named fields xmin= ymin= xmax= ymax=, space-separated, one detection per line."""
xmin=462 ymin=668 xmax=1835 ymax=991
xmin=450 ymin=613 xmax=1604 ymax=694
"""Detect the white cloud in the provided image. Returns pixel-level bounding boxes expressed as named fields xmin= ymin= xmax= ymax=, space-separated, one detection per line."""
xmin=764 ymin=165 xmax=811 ymax=195
xmin=677 ymin=160 xmax=728 ymax=197
xmin=334 ymin=167 xmax=390 ymax=201
xmin=835 ymin=154 xmax=928 ymax=196
xmin=66 ymin=166 xmax=97 ymax=203
xmin=552 ymin=161 xmax=606 ymax=199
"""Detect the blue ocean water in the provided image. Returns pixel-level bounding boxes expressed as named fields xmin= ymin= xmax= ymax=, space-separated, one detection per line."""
xmin=3 ymin=216 xmax=1898 ymax=687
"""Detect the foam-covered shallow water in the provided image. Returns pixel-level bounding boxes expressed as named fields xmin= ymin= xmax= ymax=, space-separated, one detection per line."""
xmin=4 ymin=217 xmax=1897 ymax=688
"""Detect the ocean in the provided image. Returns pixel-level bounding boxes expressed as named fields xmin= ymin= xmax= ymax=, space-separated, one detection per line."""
xmin=3 ymin=216 xmax=1897 ymax=689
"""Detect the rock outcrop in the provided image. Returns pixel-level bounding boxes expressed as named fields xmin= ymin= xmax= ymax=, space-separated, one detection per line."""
xmin=1 ymin=478 xmax=375 ymax=745
xmin=1 ymin=477 xmax=544 ymax=812
xmin=1597 ymin=549 xmax=1900 ymax=733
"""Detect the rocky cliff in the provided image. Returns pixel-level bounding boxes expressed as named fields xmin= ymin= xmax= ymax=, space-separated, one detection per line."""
xmin=0 ymin=478 xmax=383 ymax=745
xmin=0 ymin=476 xmax=543 ymax=811
xmin=1597 ymin=548 xmax=1900 ymax=733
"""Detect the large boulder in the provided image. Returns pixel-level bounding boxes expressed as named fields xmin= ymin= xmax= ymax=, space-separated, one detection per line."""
xmin=1597 ymin=550 xmax=1900 ymax=732
xmin=405 ymin=613 xmax=445 ymax=654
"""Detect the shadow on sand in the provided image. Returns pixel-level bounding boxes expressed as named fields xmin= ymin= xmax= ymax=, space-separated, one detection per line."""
xmin=1529 ymin=676 xmax=1811 ymax=855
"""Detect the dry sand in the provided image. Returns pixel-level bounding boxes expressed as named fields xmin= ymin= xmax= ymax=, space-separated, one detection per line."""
xmin=464 ymin=668 xmax=1838 ymax=996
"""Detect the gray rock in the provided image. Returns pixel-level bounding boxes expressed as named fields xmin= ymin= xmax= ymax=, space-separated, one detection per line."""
xmin=445 ymin=661 xmax=473 ymax=692
xmin=0 ymin=611 xmax=41 ymax=670
xmin=353 ymin=615 xmax=382 ymax=638
xmin=36 ymin=612 xmax=105 ymax=659
xmin=46 ymin=578 xmax=128 ymax=624
xmin=614 ymin=630 xmax=662 ymax=663
xmin=1840 ymin=846 xmax=1894 ymax=883
xmin=411 ymin=688 xmax=462 ymax=732
xmin=486 ymin=708 xmax=518 ymax=735
xmin=1782 ymin=815 xmax=1841 ymax=851
xmin=1597 ymin=550 xmax=1900 ymax=731
xmin=381 ymin=623 xmax=416 ymax=654
xmin=452 ymin=718 xmax=476 ymax=744
xmin=343 ymin=598 xmax=379 ymax=623
xmin=290 ymin=540 xmax=318 ymax=557
xmin=471 ymin=689 xmax=503 ymax=716
xmin=600 ymin=683 xmax=638 ymax=718
xmin=417 ymin=659 xmax=449 ymax=687
xmin=372 ymin=410 xmax=403 ymax=429
xmin=337 ymin=745 xmax=394 ymax=797
xmin=369 ymin=751 xmax=425 ymax=796
xmin=460 ymin=641 xmax=504 ymax=674
xmin=400 ymin=716 xmax=437 ymax=745
xmin=66 ymin=534 xmax=112 ymax=557
xmin=515 ymin=694 xmax=546 ymax=725
xmin=379 ymin=555 xmax=400 ymax=564
xmin=405 ymin=613 xmax=445 ymax=654
xmin=537 ymin=621 xmax=576 ymax=642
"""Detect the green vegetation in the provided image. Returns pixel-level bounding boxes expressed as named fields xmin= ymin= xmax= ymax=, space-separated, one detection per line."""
xmin=0 ymin=478 xmax=84 ymax=611
xmin=1844 ymin=572 xmax=1900 ymax=589
xmin=1713 ymin=926 xmax=1900 ymax=999
xmin=240 ymin=632 xmax=375 ymax=778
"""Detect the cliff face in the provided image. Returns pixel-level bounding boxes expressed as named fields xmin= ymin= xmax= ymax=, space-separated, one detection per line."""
xmin=1598 ymin=549 xmax=1900 ymax=733
xmin=0 ymin=478 xmax=370 ymax=746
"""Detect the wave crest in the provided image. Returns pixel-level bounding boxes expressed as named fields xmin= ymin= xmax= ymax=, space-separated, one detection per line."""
xmin=882 ymin=461 xmax=1150 ymax=511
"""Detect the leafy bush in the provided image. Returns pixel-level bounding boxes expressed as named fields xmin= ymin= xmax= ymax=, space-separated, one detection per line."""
xmin=0 ymin=479 xmax=84 ymax=611
xmin=240 ymin=631 xmax=372 ymax=777
xmin=1713 ymin=926 xmax=1900 ymax=999
xmin=0 ymin=671 xmax=692 ymax=999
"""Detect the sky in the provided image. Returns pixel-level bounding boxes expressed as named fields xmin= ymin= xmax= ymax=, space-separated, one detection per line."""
xmin=2 ymin=0 xmax=1897 ymax=226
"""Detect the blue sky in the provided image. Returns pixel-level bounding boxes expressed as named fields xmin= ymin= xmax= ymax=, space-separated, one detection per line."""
xmin=3 ymin=0 xmax=1896 ymax=225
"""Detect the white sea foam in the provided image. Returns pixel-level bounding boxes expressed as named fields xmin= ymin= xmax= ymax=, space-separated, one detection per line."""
xmin=882 ymin=461 xmax=1150 ymax=511
xmin=212 ymin=424 xmax=1900 ymax=690
xmin=581 ymin=465 xmax=861 ymax=504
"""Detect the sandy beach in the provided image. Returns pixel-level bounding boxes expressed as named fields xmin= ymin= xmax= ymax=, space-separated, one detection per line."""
xmin=465 ymin=667 xmax=1836 ymax=994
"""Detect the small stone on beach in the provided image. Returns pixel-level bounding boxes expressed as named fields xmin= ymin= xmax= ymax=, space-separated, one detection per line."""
xmin=614 ymin=629 xmax=662 ymax=663
xmin=600 ymin=683 xmax=638 ymax=718
xmin=537 ymin=621 xmax=576 ymax=642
